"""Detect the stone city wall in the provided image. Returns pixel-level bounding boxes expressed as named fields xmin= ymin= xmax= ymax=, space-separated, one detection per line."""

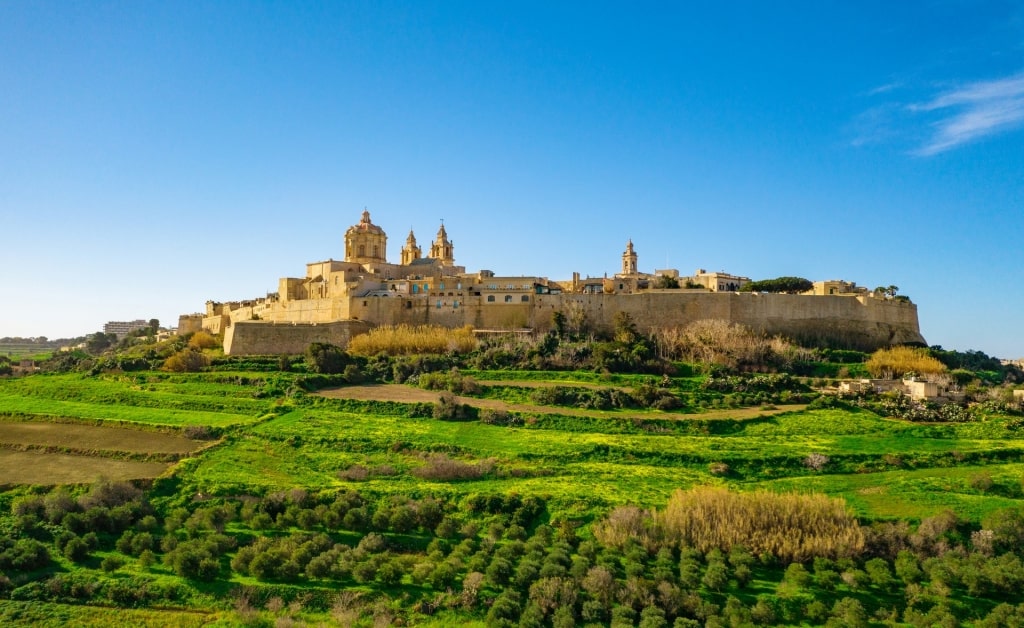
xmin=224 ymin=320 xmax=373 ymax=355
xmin=218 ymin=290 xmax=923 ymax=354
xmin=529 ymin=292 xmax=924 ymax=350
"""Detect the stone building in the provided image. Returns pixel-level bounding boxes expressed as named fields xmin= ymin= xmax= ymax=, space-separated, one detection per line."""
xmin=182 ymin=210 xmax=926 ymax=355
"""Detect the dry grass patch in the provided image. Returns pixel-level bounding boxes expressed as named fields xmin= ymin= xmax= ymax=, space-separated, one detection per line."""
xmin=866 ymin=346 xmax=947 ymax=378
xmin=348 ymin=324 xmax=477 ymax=356
xmin=0 ymin=450 xmax=170 ymax=484
xmin=0 ymin=420 xmax=204 ymax=454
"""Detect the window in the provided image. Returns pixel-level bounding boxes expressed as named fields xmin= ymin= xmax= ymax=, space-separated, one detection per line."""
xmin=436 ymin=300 xmax=442 ymax=309
xmin=506 ymin=284 xmax=514 ymax=290
xmin=412 ymin=285 xmax=419 ymax=294
xmin=363 ymin=301 xmax=368 ymax=307
xmin=439 ymin=282 xmax=445 ymax=290
xmin=487 ymin=295 xmax=495 ymax=302
xmin=453 ymin=300 xmax=459 ymax=308
xmin=358 ymin=244 xmax=365 ymax=257
xmin=504 ymin=295 xmax=513 ymax=303
xmin=521 ymin=295 xmax=529 ymax=302
xmin=456 ymin=282 xmax=462 ymax=290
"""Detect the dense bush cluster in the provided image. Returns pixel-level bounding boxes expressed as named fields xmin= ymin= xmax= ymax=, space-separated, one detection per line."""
xmin=3 ymin=475 xmax=1024 ymax=625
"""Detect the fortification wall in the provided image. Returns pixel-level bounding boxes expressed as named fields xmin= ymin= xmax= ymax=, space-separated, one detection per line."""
xmin=349 ymin=296 xmax=532 ymax=330
xmin=530 ymin=292 xmax=923 ymax=350
xmin=219 ymin=289 xmax=923 ymax=354
xmin=224 ymin=320 xmax=373 ymax=355
xmin=177 ymin=314 xmax=204 ymax=335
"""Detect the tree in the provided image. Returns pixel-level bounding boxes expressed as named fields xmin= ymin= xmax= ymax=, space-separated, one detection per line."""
xmin=613 ymin=311 xmax=640 ymax=345
xmin=739 ymin=276 xmax=813 ymax=294
xmin=85 ymin=332 xmax=115 ymax=354
xmin=306 ymin=342 xmax=351 ymax=374
xmin=552 ymin=311 xmax=567 ymax=339
xmin=654 ymin=274 xmax=680 ymax=289
xmin=148 ymin=318 xmax=160 ymax=332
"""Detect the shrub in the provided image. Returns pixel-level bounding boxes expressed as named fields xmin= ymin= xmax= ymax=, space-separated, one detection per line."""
xmin=305 ymin=343 xmax=353 ymax=374
xmin=433 ymin=392 xmax=476 ymax=421
xmin=164 ymin=349 xmax=210 ymax=372
xmin=804 ymin=453 xmax=830 ymax=471
xmin=411 ymin=453 xmax=495 ymax=481
xmin=654 ymin=319 xmax=810 ymax=371
xmin=708 ymin=462 xmax=730 ymax=476
xmin=187 ymin=331 xmax=220 ymax=350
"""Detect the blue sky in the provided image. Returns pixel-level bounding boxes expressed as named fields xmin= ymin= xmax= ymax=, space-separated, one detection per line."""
xmin=1 ymin=2 xmax=1022 ymax=358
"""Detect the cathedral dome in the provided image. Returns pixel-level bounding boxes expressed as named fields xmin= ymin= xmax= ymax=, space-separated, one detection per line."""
xmin=346 ymin=209 xmax=385 ymax=235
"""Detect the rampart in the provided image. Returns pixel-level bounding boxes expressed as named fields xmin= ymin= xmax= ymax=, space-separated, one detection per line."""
xmin=221 ymin=291 xmax=922 ymax=354
xmin=224 ymin=320 xmax=374 ymax=356
xmin=530 ymin=292 xmax=924 ymax=351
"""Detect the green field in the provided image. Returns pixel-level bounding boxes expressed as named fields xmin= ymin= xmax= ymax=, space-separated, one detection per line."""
xmin=2 ymin=370 xmax=1022 ymax=519
xmin=1 ymin=367 xmax=1024 ymax=626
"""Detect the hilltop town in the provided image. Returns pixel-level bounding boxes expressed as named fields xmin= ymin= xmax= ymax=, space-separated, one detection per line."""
xmin=180 ymin=211 xmax=925 ymax=355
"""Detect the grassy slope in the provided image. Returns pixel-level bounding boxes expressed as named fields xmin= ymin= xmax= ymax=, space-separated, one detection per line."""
xmin=2 ymin=370 xmax=1023 ymax=523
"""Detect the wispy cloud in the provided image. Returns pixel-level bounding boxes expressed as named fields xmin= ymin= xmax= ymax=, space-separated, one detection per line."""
xmin=866 ymin=82 xmax=903 ymax=96
xmin=910 ymin=72 xmax=1024 ymax=155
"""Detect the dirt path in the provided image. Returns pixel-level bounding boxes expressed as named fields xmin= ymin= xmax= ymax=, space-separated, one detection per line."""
xmin=475 ymin=379 xmax=632 ymax=391
xmin=317 ymin=384 xmax=805 ymax=421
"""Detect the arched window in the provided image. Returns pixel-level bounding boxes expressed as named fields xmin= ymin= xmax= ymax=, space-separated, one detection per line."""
xmin=487 ymin=295 xmax=495 ymax=302
xmin=504 ymin=295 xmax=512 ymax=303
xmin=358 ymin=244 xmax=365 ymax=257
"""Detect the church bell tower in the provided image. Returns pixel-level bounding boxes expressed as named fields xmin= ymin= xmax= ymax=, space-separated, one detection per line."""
xmin=622 ymin=239 xmax=638 ymax=275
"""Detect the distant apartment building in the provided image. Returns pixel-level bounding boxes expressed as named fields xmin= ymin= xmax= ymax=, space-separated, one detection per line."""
xmin=103 ymin=319 xmax=150 ymax=338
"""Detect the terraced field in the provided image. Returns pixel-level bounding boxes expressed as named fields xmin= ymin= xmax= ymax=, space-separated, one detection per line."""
xmin=1 ymin=366 xmax=1023 ymax=626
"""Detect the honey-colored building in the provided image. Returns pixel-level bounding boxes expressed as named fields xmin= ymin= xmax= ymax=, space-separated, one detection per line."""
xmin=181 ymin=211 xmax=926 ymax=355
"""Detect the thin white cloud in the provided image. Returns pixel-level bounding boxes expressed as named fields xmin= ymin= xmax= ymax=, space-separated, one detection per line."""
xmin=911 ymin=72 xmax=1024 ymax=155
xmin=866 ymin=82 xmax=903 ymax=96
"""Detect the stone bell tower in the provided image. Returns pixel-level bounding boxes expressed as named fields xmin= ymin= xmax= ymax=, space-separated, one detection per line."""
xmin=428 ymin=221 xmax=455 ymax=266
xmin=621 ymin=239 xmax=638 ymax=275
xmin=400 ymin=229 xmax=422 ymax=265
xmin=344 ymin=209 xmax=388 ymax=265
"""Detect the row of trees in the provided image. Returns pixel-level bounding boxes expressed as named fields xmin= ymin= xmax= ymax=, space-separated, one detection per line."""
xmin=7 ymin=477 xmax=1024 ymax=625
